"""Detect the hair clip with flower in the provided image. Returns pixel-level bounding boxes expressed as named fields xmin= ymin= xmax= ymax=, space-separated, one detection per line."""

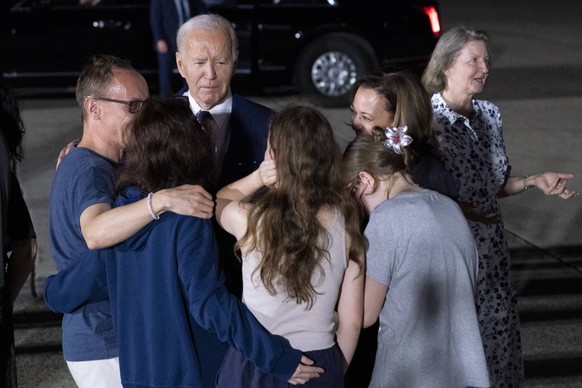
xmin=384 ymin=125 xmax=413 ymax=154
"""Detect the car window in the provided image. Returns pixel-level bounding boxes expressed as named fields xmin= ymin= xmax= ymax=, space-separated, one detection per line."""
xmin=271 ymin=0 xmax=336 ymax=4
xmin=204 ymin=0 xmax=236 ymax=5
xmin=11 ymin=0 xmax=148 ymax=9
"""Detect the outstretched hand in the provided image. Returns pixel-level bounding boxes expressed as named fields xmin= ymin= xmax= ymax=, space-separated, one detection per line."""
xmin=287 ymin=355 xmax=324 ymax=385
xmin=532 ymin=172 xmax=579 ymax=199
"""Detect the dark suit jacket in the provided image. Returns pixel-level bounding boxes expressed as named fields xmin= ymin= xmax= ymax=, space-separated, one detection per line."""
xmin=185 ymin=92 xmax=273 ymax=388
xmin=149 ymin=0 xmax=208 ymax=51
xmin=217 ymin=94 xmax=272 ymax=190
xmin=212 ymin=92 xmax=271 ymax=293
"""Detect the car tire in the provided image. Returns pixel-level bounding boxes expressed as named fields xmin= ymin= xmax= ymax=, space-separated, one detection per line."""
xmin=294 ymin=33 xmax=377 ymax=108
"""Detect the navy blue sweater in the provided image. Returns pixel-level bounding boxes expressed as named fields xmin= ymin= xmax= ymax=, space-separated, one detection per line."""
xmin=44 ymin=187 xmax=300 ymax=387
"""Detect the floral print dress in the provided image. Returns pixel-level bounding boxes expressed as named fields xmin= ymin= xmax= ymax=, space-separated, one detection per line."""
xmin=430 ymin=92 xmax=524 ymax=387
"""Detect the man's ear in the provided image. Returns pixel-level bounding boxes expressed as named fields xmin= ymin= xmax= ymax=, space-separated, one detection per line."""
xmin=84 ymin=97 xmax=99 ymax=119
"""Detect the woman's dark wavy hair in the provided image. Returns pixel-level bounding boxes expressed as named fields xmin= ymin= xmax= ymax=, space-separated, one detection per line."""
xmin=239 ymin=105 xmax=366 ymax=309
xmin=349 ymin=70 xmax=443 ymax=168
xmin=115 ymin=97 xmax=212 ymax=193
xmin=0 ymin=82 xmax=25 ymax=167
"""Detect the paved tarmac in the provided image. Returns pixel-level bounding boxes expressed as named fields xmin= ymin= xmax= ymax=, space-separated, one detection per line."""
xmin=10 ymin=0 xmax=582 ymax=386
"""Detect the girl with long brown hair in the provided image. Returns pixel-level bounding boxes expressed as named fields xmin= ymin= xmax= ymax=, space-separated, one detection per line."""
xmin=216 ymin=104 xmax=366 ymax=388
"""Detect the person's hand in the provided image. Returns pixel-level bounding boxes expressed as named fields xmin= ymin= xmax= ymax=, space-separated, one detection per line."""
xmin=56 ymin=138 xmax=80 ymax=169
xmin=156 ymin=39 xmax=168 ymax=54
xmin=264 ymin=142 xmax=274 ymax=161
xmin=287 ymin=355 xmax=324 ymax=385
xmin=531 ymin=172 xmax=579 ymax=199
xmin=161 ymin=185 xmax=214 ymax=219
xmin=258 ymin=159 xmax=277 ymax=187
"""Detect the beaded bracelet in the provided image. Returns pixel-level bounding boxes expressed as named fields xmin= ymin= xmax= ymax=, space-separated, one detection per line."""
xmin=147 ymin=192 xmax=160 ymax=220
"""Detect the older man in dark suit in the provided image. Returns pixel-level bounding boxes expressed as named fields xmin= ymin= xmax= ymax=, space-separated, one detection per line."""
xmin=176 ymin=12 xmax=272 ymax=286
xmin=176 ymin=13 xmax=275 ymax=387
xmin=176 ymin=13 xmax=271 ymax=192
xmin=150 ymin=0 xmax=207 ymax=97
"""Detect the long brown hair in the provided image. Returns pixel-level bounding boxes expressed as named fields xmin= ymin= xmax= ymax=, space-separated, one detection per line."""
xmin=239 ymin=105 xmax=365 ymax=308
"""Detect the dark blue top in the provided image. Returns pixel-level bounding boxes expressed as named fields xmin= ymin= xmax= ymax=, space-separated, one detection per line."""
xmin=411 ymin=156 xmax=458 ymax=201
xmin=44 ymin=187 xmax=301 ymax=387
xmin=48 ymin=146 xmax=117 ymax=361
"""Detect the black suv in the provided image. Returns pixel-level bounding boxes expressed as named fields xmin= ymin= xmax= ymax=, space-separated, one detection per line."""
xmin=0 ymin=0 xmax=441 ymax=106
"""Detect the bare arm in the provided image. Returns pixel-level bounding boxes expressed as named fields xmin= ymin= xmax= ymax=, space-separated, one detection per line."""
xmin=8 ymin=238 xmax=37 ymax=304
xmin=81 ymin=184 xmax=214 ymax=249
xmin=336 ymin=258 xmax=364 ymax=371
xmin=215 ymin=199 xmax=249 ymax=241
xmin=363 ymin=276 xmax=388 ymax=328
xmin=216 ymin=158 xmax=277 ymax=239
xmin=499 ymin=172 xmax=579 ymax=199
xmin=217 ymin=159 xmax=276 ymax=201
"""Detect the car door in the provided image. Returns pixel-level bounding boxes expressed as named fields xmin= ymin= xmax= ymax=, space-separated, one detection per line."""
xmin=1 ymin=0 xmax=155 ymax=87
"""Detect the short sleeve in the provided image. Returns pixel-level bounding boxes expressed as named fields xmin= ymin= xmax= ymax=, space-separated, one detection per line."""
xmin=364 ymin=204 xmax=397 ymax=286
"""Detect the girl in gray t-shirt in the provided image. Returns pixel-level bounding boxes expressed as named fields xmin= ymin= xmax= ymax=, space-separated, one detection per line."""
xmin=343 ymin=127 xmax=490 ymax=388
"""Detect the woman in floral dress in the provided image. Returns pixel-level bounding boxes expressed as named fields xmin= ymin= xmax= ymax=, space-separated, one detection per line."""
xmin=422 ymin=26 xmax=579 ymax=387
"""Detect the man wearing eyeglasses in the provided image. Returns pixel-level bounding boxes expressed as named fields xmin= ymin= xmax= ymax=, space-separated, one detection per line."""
xmin=47 ymin=55 xmax=214 ymax=388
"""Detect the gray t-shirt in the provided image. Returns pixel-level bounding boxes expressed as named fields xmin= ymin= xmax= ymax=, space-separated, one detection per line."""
xmin=365 ymin=189 xmax=490 ymax=388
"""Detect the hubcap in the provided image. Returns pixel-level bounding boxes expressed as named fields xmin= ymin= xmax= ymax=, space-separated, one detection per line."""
xmin=311 ymin=51 xmax=358 ymax=97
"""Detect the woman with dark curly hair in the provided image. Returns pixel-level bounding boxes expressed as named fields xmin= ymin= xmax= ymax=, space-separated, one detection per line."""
xmin=349 ymin=70 xmax=457 ymax=200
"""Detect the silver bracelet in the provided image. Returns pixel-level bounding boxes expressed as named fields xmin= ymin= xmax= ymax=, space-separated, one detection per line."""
xmin=523 ymin=176 xmax=531 ymax=191
xmin=147 ymin=192 xmax=160 ymax=220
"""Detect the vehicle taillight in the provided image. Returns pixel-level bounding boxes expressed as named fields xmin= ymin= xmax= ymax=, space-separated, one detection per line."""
xmin=423 ymin=6 xmax=441 ymax=36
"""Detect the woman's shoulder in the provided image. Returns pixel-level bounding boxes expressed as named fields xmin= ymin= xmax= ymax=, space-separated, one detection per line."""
xmin=316 ymin=205 xmax=342 ymax=229
xmin=473 ymin=98 xmax=500 ymax=112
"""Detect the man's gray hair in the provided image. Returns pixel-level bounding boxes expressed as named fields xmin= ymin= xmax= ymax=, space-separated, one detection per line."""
xmin=177 ymin=14 xmax=239 ymax=61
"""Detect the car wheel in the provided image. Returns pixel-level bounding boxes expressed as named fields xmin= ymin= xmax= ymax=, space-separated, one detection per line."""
xmin=295 ymin=34 xmax=377 ymax=107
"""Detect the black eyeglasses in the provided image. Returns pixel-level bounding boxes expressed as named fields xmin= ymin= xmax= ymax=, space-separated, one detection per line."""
xmin=84 ymin=96 xmax=146 ymax=114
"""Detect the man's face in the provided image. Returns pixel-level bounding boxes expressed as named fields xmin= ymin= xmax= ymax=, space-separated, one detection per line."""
xmin=176 ymin=29 xmax=237 ymax=110
xmin=100 ymin=68 xmax=149 ymax=149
